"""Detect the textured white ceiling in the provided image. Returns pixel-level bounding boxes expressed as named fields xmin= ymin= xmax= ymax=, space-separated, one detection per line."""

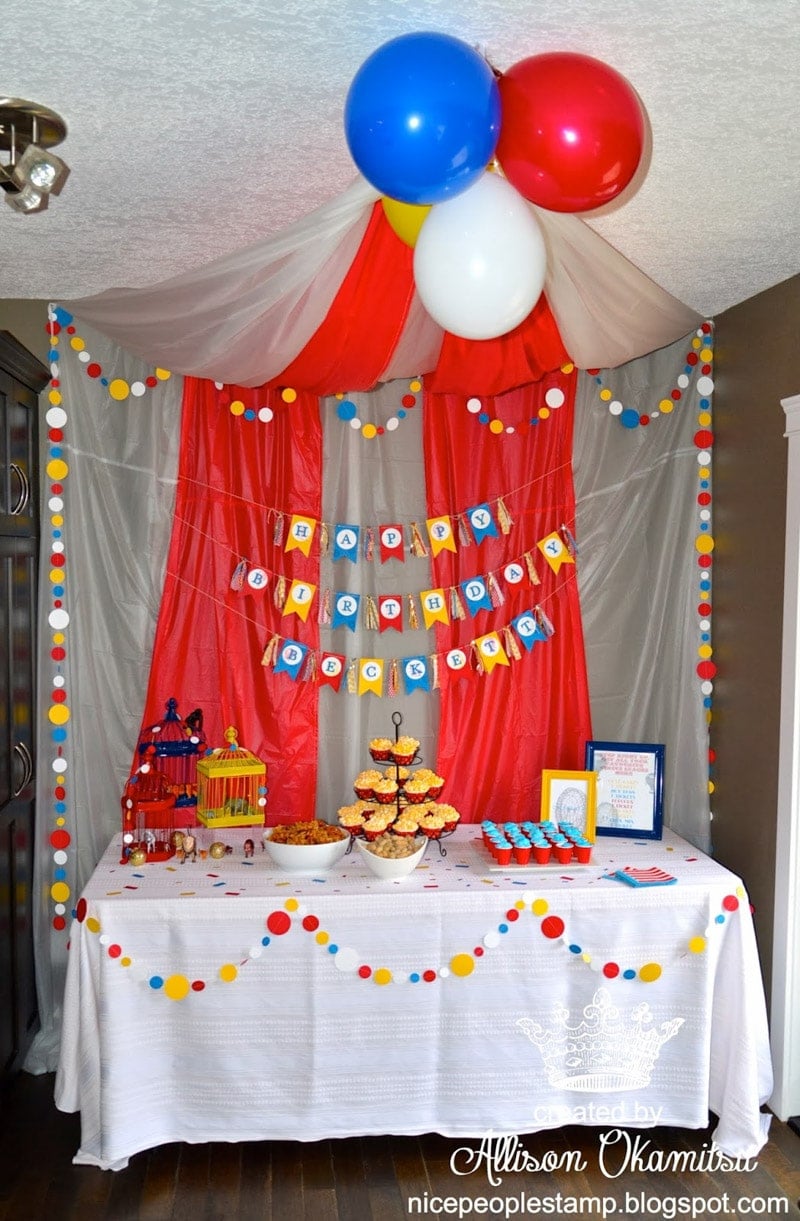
xmin=1 ymin=0 xmax=798 ymax=316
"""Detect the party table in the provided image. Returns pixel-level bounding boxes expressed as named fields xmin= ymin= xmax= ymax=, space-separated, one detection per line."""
xmin=54 ymin=826 xmax=773 ymax=1170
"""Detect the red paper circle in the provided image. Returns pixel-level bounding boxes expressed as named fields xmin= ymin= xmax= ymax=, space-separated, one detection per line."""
xmin=76 ymin=897 xmax=87 ymax=922
xmin=302 ymin=915 xmax=320 ymax=932
xmin=541 ymin=915 xmax=565 ymax=939
xmin=722 ymin=895 xmax=739 ymax=912
xmin=266 ymin=910 xmax=291 ymax=936
xmin=51 ymin=828 xmax=71 ymax=849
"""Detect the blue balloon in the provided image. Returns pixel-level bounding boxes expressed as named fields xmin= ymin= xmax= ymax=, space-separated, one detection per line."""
xmin=344 ymin=32 xmax=501 ymax=205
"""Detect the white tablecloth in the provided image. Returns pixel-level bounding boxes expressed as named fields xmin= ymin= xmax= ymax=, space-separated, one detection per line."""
xmin=54 ymin=827 xmax=773 ymax=1169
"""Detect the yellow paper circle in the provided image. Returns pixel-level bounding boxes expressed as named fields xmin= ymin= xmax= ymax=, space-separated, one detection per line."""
xmin=51 ymin=881 xmax=71 ymax=904
xmin=86 ymin=916 xmax=101 ymax=934
xmin=561 ymin=362 xmax=575 ymax=375
xmin=489 ymin=419 xmax=504 ymax=435
xmin=450 ymin=953 xmax=475 ymax=978
xmin=48 ymin=704 xmax=70 ymax=725
xmin=373 ymin=968 xmax=393 ymax=986
xmin=120 ymin=957 xmax=132 ymax=967
xmin=284 ymin=898 xmax=299 ymax=912
xmin=155 ymin=368 xmax=171 ymax=381
xmin=229 ymin=399 xmax=245 ymax=416
xmin=53 ymin=632 xmax=65 ymax=645
xmin=659 ymin=398 xmax=674 ymax=413
xmin=537 ymin=407 xmax=550 ymax=420
xmin=698 ymin=412 xmax=712 ymax=426
xmin=599 ymin=389 xmax=612 ymax=402
xmin=531 ymin=898 xmax=549 ymax=916
xmin=688 ymin=936 xmax=706 ymax=954
xmin=48 ymin=389 xmax=62 ymax=405
xmin=164 ymin=974 xmax=191 ymax=1001
xmin=315 ymin=930 xmax=329 ymax=945
xmin=281 ymin=387 xmax=297 ymax=403
xmin=49 ymin=569 xmax=63 ymax=584
xmin=409 ymin=379 xmax=422 ymax=393
xmin=700 ymin=347 xmax=713 ymax=361
xmin=51 ymin=514 xmax=64 ymax=527
xmin=47 ymin=458 xmax=69 ymax=481
xmin=69 ymin=336 xmax=85 ymax=351
xmin=219 ymin=963 xmax=238 ymax=983
xmin=381 ymin=196 xmax=432 ymax=247
xmin=695 ymin=534 xmax=715 ymax=555
xmin=362 ymin=423 xmax=378 ymax=440
xmin=108 ymin=379 xmax=130 ymax=401
xmin=639 ymin=962 xmax=662 ymax=983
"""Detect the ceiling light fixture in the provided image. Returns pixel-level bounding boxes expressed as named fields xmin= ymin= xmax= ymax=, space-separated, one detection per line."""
xmin=0 ymin=97 xmax=69 ymax=214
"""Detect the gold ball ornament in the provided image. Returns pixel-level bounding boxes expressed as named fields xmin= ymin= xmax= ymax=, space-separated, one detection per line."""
xmin=128 ymin=848 xmax=147 ymax=866
xmin=209 ymin=841 xmax=228 ymax=860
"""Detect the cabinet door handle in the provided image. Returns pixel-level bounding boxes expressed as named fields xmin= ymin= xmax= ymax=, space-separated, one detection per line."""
xmin=12 ymin=740 xmax=34 ymax=796
xmin=9 ymin=461 xmax=31 ymax=515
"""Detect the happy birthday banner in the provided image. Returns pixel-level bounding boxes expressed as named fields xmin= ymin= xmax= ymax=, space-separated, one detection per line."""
xmin=261 ymin=602 xmax=559 ymax=697
xmin=273 ymin=498 xmax=512 ymax=562
xmin=233 ymin=525 xmax=576 ymax=632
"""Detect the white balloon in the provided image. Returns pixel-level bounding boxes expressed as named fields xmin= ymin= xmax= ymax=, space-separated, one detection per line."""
xmin=413 ymin=172 xmax=547 ymax=340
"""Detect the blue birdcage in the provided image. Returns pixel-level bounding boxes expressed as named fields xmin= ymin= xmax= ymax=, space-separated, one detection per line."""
xmin=137 ymin=697 xmax=207 ymax=807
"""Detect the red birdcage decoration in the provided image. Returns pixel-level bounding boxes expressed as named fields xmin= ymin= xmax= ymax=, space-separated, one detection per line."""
xmin=121 ymin=746 xmax=177 ymax=863
xmin=137 ymin=697 xmax=206 ymax=816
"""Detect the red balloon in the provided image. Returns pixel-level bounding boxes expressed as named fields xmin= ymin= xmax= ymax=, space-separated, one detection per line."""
xmin=496 ymin=52 xmax=646 ymax=212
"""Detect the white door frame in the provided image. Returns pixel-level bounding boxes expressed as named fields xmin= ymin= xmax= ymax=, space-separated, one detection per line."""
xmin=771 ymin=393 xmax=800 ymax=1119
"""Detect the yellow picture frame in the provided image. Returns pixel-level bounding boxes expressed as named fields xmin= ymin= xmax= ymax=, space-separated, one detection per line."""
xmin=540 ymin=769 xmax=597 ymax=842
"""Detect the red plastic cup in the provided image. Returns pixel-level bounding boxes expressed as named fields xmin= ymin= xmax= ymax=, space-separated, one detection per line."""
xmin=495 ymin=844 xmax=512 ymax=865
xmin=574 ymin=844 xmax=592 ymax=863
xmin=513 ymin=844 xmax=531 ymax=865
xmin=532 ymin=844 xmax=551 ymax=865
xmin=554 ymin=844 xmax=572 ymax=864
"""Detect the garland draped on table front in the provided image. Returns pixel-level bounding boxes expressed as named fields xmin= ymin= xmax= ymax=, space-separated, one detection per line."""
xmin=74 ymin=884 xmax=745 ymax=1002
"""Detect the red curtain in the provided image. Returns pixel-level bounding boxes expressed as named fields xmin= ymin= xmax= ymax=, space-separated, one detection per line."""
xmin=423 ymin=371 xmax=593 ymax=822
xmin=139 ymin=378 xmax=323 ymax=824
xmin=271 ymin=202 xmax=571 ymax=397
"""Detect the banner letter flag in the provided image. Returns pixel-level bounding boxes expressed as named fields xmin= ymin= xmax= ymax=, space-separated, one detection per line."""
xmin=274 ymin=639 xmax=308 ymax=681
xmin=332 ymin=592 xmax=361 ymax=632
xmin=467 ymin=503 xmax=499 ymax=544
xmin=537 ymin=530 xmax=574 ymax=574
xmin=333 ymin=523 xmax=360 ymax=563
xmin=230 ymin=559 xmax=248 ymax=591
xmin=245 ymin=566 xmax=269 ymax=595
xmin=426 ymin=515 xmax=457 ymax=556
xmin=401 ymin=655 xmax=431 ymax=694
xmin=282 ymin=579 xmax=317 ymax=622
xmin=420 ymin=588 xmax=450 ymax=630
xmin=503 ymin=559 xmax=529 ymax=591
xmin=379 ymin=523 xmax=406 ymax=563
xmin=378 ymin=595 xmax=403 ymax=633
xmin=475 ymin=631 xmax=510 ymax=673
xmin=285 ymin=514 xmax=317 ymax=556
xmin=444 ymin=646 xmax=471 ymax=679
xmin=461 ymin=576 xmax=493 ymax=617
xmin=319 ymin=652 xmax=346 ymax=691
xmin=512 ymin=609 xmax=547 ymax=651
xmin=358 ymin=657 xmax=384 ymax=697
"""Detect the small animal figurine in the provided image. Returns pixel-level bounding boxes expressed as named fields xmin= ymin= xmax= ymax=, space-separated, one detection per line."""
xmin=244 ymin=838 xmax=255 ymax=858
xmin=181 ymin=831 xmax=197 ymax=863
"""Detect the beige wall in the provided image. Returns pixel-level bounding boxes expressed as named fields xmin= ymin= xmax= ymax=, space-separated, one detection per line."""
xmin=712 ymin=273 xmax=800 ymax=1003
xmin=0 ymin=299 xmax=50 ymax=364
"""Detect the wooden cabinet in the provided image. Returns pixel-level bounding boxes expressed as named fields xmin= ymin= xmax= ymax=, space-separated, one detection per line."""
xmin=0 ymin=330 xmax=49 ymax=1078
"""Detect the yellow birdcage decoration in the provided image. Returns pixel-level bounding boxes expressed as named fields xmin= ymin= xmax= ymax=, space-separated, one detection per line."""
xmin=196 ymin=727 xmax=268 ymax=828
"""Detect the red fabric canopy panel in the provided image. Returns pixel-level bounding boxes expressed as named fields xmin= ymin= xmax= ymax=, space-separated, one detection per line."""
xmin=271 ymin=202 xmax=571 ymax=398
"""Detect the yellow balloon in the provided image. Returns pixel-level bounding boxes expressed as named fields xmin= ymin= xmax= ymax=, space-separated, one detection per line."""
xmin=381 ymin=196 xmax=432 ymax=248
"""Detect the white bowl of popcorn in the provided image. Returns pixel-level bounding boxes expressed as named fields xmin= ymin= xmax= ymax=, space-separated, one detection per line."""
xmin=354 ymin=832 xmax=427 ymax=880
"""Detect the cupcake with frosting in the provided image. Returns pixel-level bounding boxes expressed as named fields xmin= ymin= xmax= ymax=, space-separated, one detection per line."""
xmin=354 ymin=768 xmax=383 ymax=800
xmin=391 ymin=735 xmax=420 ymax=766
xmin=434 ymin=803 xmax=460 ymax=831
xmin=392 ymin=813 xmax=420 ymax=837
xmin=372 ymin=777 xmax=399 ymax=805
xmin=337 ymin=805 xmax=366 ymax=833
xmin=369 ymin=737 xmax=394 ymax=761
xmin=363 ymin=810 xmax=396 ymax=840
xmin=403 ymin=776 xmax=430 ymax=804
xmin=419 ymin=811 xmax=446 ymax=838
xmin=426 ymin=774 xmax=446 ymax=800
